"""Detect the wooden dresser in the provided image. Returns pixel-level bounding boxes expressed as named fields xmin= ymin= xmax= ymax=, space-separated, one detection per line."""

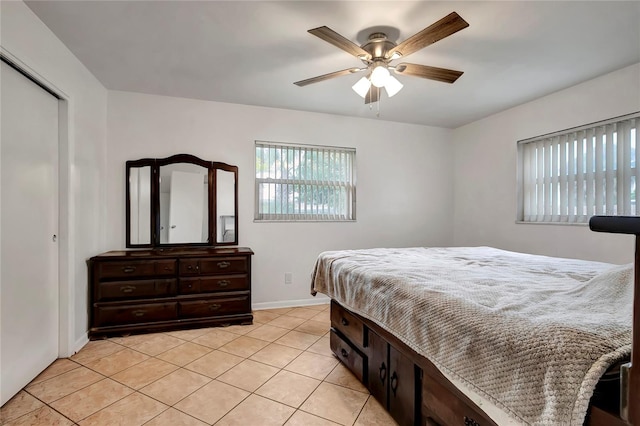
xmin=88 ymin=247 xmax=253 ymax=339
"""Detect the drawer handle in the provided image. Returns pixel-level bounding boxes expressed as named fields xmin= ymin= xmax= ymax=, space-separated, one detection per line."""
xmin=379 ymin=362 xmax=387 ymax=385
xmin=340 ymin=348 xmax=348 ymax=358
xmin=187 ymin=265 xmax=199 ymax=270
xmin=217 ymin=261 xmax=230 ymax=268
xmin=340 ymin=317 xmax=349 ymax=327
xmin=218 ymin=280 xmax=230 ymax=287
xmin=390 ymin=371 xmax=398 ymax=396
xmin=120 ymin=286 xmax=136 ymax=293
xmin=132 ymin=310 xmax=146 ymax=317
xmin=209 ymin=303 xmax=222 ymax=311
xmin=122 ymin=266 xmax=136 ymax=273
xmin=464 ymin=417 xmax=480 ymax=426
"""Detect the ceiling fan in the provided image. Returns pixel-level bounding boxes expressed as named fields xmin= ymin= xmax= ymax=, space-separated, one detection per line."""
xmin=294 ymin=12 xmax=469 ymax=104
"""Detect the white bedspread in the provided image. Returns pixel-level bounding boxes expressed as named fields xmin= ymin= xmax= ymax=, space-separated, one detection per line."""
xmin=311 ymin=246 xmax=632 ymax=425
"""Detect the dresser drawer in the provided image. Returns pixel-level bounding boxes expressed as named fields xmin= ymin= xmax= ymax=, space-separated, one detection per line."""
xmin=180 ymin=257 xmax=248 ymax=276
xmin=179 ymin=295 xmax=250 ymax=318
xmin=97 ymin=279 xmax=177 ymax=301
xmin=421 ymin=374 xmax=494 ymax=426
xmin=331 ymin=301 xmax=364 ymax=348
xmin=96 ymin=260 xmax=176 ymax=279
xmin=330 ymin=329 xmax=365 ymax=383
xmin=179 ymin=275 xmax=248 ymax=294
xmin=94 ymin=302 xmax=177 ymax=326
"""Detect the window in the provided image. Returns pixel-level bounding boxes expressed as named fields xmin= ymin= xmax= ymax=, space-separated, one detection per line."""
xmin=255 ymin=141 xmax=356 ymax=221
xmin=518 ymin=112 xmax=639 ymax=223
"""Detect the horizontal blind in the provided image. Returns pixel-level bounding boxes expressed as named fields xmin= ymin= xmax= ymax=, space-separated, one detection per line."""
xmin=255 ymin=141 xmax=356 ymax=221
xmin=519 ymin=112 xmax=638 ymax=223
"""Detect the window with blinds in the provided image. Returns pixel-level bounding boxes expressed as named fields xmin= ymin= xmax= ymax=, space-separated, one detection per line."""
xmin=255 ymin=141 xmax=356 ymax=221
xmin=518 ymin=112 xmax=639 ymax=223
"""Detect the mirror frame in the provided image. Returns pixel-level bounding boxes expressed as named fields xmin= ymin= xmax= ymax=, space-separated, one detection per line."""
xmin=126 ymin=154 xmax=238 ymax=248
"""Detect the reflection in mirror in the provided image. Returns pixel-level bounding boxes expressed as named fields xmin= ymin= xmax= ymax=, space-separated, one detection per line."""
xmin=159 ymin=163 xmax=209 ymax=244
xmin=217 ymin=169 xmax=236 ymax=243
xmin=129 ymin=166 xmax=152 ymax=245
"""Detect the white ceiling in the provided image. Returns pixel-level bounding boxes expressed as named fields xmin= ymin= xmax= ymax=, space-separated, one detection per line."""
xmin=25 ymin=1 xmax=640 ymax=128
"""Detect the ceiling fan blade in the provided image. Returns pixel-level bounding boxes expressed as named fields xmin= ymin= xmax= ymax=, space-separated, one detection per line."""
xmin=387 ymin=12 xmax=469 ymax=59
xmin=294 ymin=68 xmax=362 ymax=87
xmin=394 ymin=63 xmax=463 ymax=84
xmin=308 ymin=26 xmax=372 ymax=60
xmin=365 ymin=86 xmax=379 ymax=104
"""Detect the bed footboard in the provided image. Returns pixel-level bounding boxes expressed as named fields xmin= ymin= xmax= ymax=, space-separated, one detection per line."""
xmin=590 ymin=215 xmax=640 ymax=425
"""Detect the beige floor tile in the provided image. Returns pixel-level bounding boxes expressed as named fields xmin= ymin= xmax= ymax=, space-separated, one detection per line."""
xmin=285 ymin=352 xmax=338 ymax=380
xmin=109 ymin=332 xmax=160 ymax=347
xmin=84 ymin=347 xmax=148 ymax=376
xmin=25 ymin=366 xmax=103 ymax=404
xmin=255 ymin=370 xmax=321 ymax=408
xmin=28 ymin=359 xmax=80 ymax=386
xmin=174 ymin=380 xmax=249 ymax=424
xmin=284 ymin=307 xmax=319 ymax=320
xmin=252 ymin=311 xmax=281 ymax=324
xmin=218 ymin=336 xmax=269 ymax=358
xmin=49 ymin=378 xmax=133 ymax=422
xmin=275 ymin=330 xmax=321 ymax=350
xmin=0 ymin=391 xmax=45 ymax=423
xmin=144 ymin=408 xmax=208 ymax=426
xmin=300 ymin=382 xmax=368 ymax=425
xmin=164 ymin=327 xmax=210 ymax=341
xmin=294 ymin=320 xmax=330 ymax=336
xmin=4 ymin=406 xmax=74 ymax=426
xmin=156 ymin=342 xmax=212 ymax=366
xmin=245 ymin=324 xmax=290 ymax=342
xmin=70 ymin=340 xmax=124 ymax=365
xmin=223 ymin=322 xmax=263 ymax=335
xmin=191 ymin=329 xmax=239 ymax=349
xmin=324 ymin=363 xmax=368 ymax=393
xmin=285 ymin=410 xmax=341 ymax=426
xmin=128 ymin=333 xmax=184 ymax=356
xmin=249 ymin=343 xmax=303 ymax=368
xmin=306 ymin=336 xmax=333 ymax=357
xmin=184 ymin=350 xmax=243 ymax=378
xmin=78 ymin=392 xmax=167 ymax=426
xmin=310 ymin=310 xmax=330 ymax=323
xmin=266 ymin=315 xmax=307 ymax=329
xmin=354 ymin=396 xmax=398 ymax=426
xmin=111 ymin=358 xmax=177 ymax=389
xmin=217 ymin=359 xmax=279 ymax=392
xmin=139 ymin=368 xmax=211 ymax=405
xmin=305 ymin=303 xmax=331 ymax=311
xmin=261 ymin=307 xmax=293 ymax=316
xmin=216 ymin=394 xmax=295 ymax=426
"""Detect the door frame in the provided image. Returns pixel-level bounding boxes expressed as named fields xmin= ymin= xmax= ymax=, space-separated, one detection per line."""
xmin=1 ymin=50 xmax=74 ymax=358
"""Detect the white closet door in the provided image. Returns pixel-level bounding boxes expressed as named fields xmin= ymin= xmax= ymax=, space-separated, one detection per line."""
xmin=1 ymin=61 xmax=59 ymax=406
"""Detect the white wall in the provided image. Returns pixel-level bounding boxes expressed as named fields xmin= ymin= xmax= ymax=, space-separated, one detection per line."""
xmin=106 ymin=91 xmax=454 ymax=306
xmin=452 ymin=63 xmax=640 ymax=264
xmin=1 ymin=1 xmax=108 ymax=353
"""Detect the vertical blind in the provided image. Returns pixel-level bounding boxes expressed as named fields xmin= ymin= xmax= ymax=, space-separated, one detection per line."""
xmin=255 ymin=141 xmax=356 ymax=221
xmin=519 ymin=112 xmax=639 ymax=223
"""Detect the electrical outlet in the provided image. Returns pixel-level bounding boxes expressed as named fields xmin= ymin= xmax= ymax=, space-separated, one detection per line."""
xmin=285 ymin=272 xmax=293 ymax=285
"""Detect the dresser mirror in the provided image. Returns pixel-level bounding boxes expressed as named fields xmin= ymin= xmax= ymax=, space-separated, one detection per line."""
xmin=126 ymin=154 xmax=238 ymax=248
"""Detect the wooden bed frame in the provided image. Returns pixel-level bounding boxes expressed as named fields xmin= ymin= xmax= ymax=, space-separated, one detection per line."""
xmin=327 ymin=216 xmax=638 ymax=426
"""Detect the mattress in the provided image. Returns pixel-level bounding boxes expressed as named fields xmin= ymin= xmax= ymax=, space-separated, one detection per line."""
xmin=311 ymin=246 xmax=633 ymax=425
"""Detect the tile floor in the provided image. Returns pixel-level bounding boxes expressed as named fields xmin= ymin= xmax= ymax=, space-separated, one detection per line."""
xmin=0 ymin=305 xmax=398 ymax=426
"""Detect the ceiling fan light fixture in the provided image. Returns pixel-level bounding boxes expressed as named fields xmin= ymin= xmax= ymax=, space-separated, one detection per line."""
xmin=384 ymin=75 xmax=403 ymax=97
xmin=352 ymin=76 xmax=371 ymax=98
xmin=370 ymin=64 xmax=390 ymax=88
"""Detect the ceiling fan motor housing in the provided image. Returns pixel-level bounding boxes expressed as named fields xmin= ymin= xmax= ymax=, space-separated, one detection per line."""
xmin=361 ymin=33 xmax=397 ymax=63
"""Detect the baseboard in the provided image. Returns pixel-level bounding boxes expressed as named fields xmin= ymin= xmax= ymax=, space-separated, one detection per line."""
xmin=252 ymin=296 xmax=330 ymax=311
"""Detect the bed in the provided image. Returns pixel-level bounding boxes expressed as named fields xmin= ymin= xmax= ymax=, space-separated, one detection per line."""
xmin=310 ymin=216 xmax=638 ymax=426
